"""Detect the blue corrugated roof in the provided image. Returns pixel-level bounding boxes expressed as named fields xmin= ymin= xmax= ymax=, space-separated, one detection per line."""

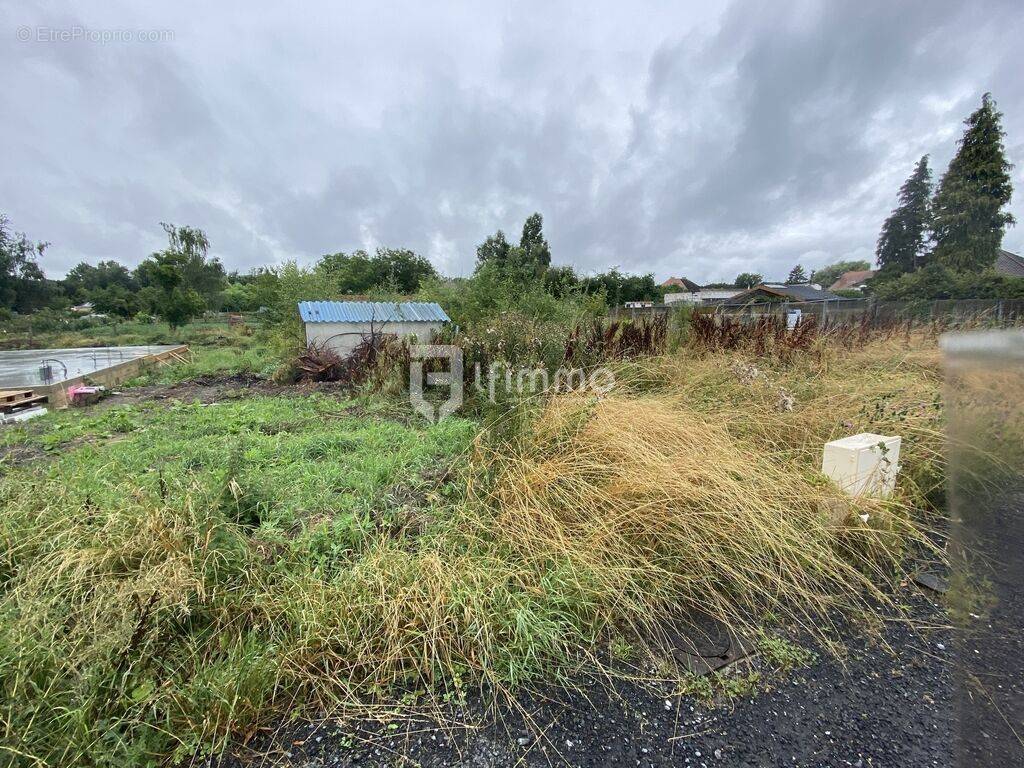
xmin=297 ymin=301 xmax=450 ymax=324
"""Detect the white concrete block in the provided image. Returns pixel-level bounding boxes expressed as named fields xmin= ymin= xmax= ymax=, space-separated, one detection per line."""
xmin=0 ymin=406 xmax=47 ymax=424
xmin=821 ymin=432 xmax=901 ymax=498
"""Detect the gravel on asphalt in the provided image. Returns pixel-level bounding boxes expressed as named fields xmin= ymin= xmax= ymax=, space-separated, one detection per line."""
xmin=222 ymin=586 xmax=955 ymax=768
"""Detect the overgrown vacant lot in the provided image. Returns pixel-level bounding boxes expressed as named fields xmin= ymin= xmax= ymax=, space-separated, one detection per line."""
xmin=0 ymin=334 xmax=946 ymax=767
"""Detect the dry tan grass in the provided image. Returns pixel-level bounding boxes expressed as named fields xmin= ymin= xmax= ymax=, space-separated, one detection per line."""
xmin=461 ymin=333 xmax=946 ymax=651
xmin=629 ymin=333 xmax=946 ymax=502
xmin=475 ymin=397 xmax=916 ymax=647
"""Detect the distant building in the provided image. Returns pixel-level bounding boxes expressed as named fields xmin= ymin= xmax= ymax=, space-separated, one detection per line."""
xmin=825 ymin=250 xmax=1023 ymax=290
xmin=995 ymin=249 xmax=1024 ymax=277
xmin=70 ymin=302 xmax=94 ymax=314
xmin=624 ymin=301 xmax=654 ymax=309
xmin=729 ymin=283 xmax=842 ymax=304
xmin=829 ymin=270 xmax=877 ymax=292
xmin=660 ymin=276 xmax=702 ymax=292
xmin=664 ymin=288 xmax=743 ymax=305
xmin=298 ymin=301 xmax=449 ymax=358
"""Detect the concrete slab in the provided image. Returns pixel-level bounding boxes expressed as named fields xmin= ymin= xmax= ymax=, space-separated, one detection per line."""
xmin=0 ymin=345 xmax=188 ymax=407
xmin=0 ymin=346 xmax=181 ymax=389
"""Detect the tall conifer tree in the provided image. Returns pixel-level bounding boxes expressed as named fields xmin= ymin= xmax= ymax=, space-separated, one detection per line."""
xmin=785 ymin=265 xmax=808 ymax=284
xmin=932 ymin=93 xmax=1014 ymax=272
xmin=876 ymin=155 xmax=932 ymax=275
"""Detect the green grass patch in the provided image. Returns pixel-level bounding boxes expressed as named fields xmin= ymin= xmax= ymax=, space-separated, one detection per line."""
xmin=0 ymin=394 xmax=477 ymax=765
xmin=0 ymin=402 xmax=149 ymax=451
xmin=124 ymin=345 xmax=277 ymax=386
xmin=756 ymin=633 xmax=817 ymax=671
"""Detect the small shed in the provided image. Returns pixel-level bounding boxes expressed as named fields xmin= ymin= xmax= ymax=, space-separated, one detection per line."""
xmin=298 ymin=300 xmax=450 ymax=358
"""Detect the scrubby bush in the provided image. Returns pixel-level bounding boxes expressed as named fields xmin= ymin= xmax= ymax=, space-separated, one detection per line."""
xmin=418 ymin=262 xmax=605 ymax=331
xmin=871 ymin=262 xmax=1024 ymax=300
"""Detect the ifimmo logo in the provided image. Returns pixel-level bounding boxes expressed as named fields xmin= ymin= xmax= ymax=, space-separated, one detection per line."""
xmin=410 ymin=344 xmax=617 ymax=422
xmin=409 ymin=345 xmax=463 ymax=423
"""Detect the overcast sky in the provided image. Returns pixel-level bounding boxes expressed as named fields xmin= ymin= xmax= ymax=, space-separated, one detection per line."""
xmin=3 ymin=1 xmax=1023 ymax=283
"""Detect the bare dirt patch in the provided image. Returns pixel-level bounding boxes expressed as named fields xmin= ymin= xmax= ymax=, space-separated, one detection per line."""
xmin=106 ymin=372 xmax=332 ymax=405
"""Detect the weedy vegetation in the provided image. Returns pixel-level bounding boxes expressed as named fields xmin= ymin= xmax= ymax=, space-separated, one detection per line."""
xmin=0 ymin=395 xmax=476 ymax=765
xmin=0 ymin=311 xmax=951 ymax=767
xmin=129 ymin=345 xmax=277 ymax=386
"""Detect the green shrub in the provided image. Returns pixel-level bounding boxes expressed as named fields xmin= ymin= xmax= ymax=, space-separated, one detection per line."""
xmin=871 ymin=263 xmax=1024 ymax=300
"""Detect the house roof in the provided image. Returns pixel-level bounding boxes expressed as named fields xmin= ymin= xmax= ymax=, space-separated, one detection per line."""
xmin=995 ymin=249 xmax=1024 ymax=278
xmin=731 ymin=283 xmax=842 ymax=303
xmin=829 ymin=270 xmax=877 ymax=291
xmin=660 ymin=277 xmax=702 ymax=291
xmin=298 ymin=301 xmax=450 ymax=323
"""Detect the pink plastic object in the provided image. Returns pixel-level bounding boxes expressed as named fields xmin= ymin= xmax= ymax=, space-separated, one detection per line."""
xmin=68 ymin=385 xmax=102 ymax=406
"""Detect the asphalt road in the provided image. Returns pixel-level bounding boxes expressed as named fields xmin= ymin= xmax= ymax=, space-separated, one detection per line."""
xmin=225 ymin=587 xmax=957 ymax=768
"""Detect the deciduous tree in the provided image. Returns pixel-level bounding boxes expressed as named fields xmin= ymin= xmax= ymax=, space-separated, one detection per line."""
xmin=474 ymin=230 xmax=512 ymax=271
xmin=319 ymin=248 xmax=437 ymax=294
xmin=0 ymin=215 xmax=51 ymax=313
xmin=580 ymin=268 xmax=659 ymax=304
xmin=735 ymin=272 xmax=763 ymax=289
xmin=474 ymin=213 xmax=553 ymax=282
xmin=136 ymin=223 xmax=226 ymax=309
xmin=136 ymin=223 xmax=214 ymax=328
xmin=63 ymin=260 xmax=139 ymax=315
xmin=518 ymin=212 xmax=551 ymax=273
xmin=542 ymin=265 xmax=579 ymax=298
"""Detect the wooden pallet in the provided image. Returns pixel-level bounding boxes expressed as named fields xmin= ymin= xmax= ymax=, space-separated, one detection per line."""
xmin=0 ymin=389 xmax=48 ymax=413
xmin=0 ymin=389 xmax=35 ymax=404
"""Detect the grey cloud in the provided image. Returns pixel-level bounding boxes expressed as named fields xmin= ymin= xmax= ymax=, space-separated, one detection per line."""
xmin=1 ymin=0 xmax=1021 ymax=282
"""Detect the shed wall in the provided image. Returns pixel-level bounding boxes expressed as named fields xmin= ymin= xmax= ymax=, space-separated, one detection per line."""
xmin=304 ymin=321 xmax=444 ymax=358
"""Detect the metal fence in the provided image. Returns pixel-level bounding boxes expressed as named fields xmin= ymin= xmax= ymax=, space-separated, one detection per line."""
xmin=612 ymin=299 xmax=1024 ymax=327
xmin=714 ymin=298 xmax=1024 ymax=326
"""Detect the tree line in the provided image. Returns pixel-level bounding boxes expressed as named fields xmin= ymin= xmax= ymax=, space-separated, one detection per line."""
xmin=0 ymin=210 xmax=681 ymax=328
xmin=0 ymin=219 xmax=449 ymax=328
xmin=472 ymin=213 xmax=664 ymax=302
